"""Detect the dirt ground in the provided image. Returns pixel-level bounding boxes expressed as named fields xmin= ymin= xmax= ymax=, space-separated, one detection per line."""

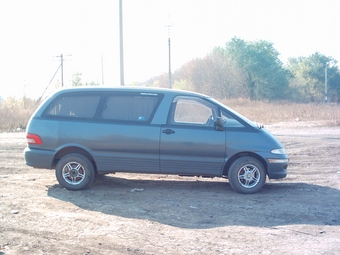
xmin=0 ymin=121 xmax=340 ymax=255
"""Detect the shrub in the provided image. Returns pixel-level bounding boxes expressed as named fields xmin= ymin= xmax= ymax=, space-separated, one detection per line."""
xmin=0 ymin=97 xmax=39 ymax=132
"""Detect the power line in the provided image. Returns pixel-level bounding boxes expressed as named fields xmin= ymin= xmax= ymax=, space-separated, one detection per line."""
xmin=36 ymin=53 xmax=71 ymax=103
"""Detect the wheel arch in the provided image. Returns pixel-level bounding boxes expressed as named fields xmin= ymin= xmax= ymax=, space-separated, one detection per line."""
xmin=222 ymin=152 xmax=267 ymax=177
xmin=53 ymin=146 xmax=97 ymax=171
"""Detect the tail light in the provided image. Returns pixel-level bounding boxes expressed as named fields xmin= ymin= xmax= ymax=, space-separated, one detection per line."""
xmin=26 ymin=134 xmax=43 ymax=145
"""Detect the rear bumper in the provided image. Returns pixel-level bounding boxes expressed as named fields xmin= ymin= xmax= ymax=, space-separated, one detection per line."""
xmin=24 ymin=147 xmax=55 ymax=169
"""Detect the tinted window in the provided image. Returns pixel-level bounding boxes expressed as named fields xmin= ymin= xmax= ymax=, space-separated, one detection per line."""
xmin=101 ymin=94 xmax=160 ymax=122
xmin=44 ymin=94 xmax=101 ymax=119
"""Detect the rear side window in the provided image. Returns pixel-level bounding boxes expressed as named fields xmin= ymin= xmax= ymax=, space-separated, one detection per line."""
xmin=43 ymin=94 xmax=101 ymax=119
xmin=101 ymin=94 xmax=161 ymax=122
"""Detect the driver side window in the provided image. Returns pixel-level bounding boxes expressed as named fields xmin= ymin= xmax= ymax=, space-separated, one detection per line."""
xmin=171 ymin=96 xmax=216 ymax=126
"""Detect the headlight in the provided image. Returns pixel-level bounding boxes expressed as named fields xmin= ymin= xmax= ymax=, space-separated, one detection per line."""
xmin=271 ymin=148 xmax=286 ymax=155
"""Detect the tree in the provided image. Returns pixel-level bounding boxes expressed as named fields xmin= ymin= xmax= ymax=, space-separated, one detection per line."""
xmin=225 ymin=37 xmax=289 ymax=100
xmin=287 ymin=53 xmax=340 ymax=102
xmin=71 ymin=72 xmax=83 ymax=87
xmin=71 ymin=72 xmax=100 ymax=87
xmin=203 ymin=47 xmax=247 ymax=99
xmin=172 ymin=50 xmax=247 ymax=99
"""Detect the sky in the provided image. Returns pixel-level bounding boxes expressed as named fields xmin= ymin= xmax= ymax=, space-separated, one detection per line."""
xmin=0 ymin=0 xmax=339 ymax=99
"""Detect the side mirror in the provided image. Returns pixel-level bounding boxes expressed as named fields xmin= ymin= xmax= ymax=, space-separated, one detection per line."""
xmin=214 ymin=117 xmax=224 ymax=131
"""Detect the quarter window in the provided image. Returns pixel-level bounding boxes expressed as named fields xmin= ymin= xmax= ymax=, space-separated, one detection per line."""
xmin=221 ymin=110 xmax=245 ymax=128
xmin=44 ymin=94 xmax=101 ymax=119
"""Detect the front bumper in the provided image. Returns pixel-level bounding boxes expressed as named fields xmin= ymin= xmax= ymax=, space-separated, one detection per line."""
xmin=266 ymin=158 xmax=289 ymax=179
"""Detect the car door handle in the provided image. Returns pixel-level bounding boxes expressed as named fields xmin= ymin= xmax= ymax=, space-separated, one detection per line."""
xmin=162 ymin=129 xmax=175 ymax=135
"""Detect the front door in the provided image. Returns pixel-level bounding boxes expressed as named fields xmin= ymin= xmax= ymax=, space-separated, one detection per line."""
xmin=160 ymin=96 xmax=225 ymax=176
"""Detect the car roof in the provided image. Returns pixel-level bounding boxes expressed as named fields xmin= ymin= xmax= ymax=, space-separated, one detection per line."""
xmin=52 ymin=86 xmax=208 ymax=98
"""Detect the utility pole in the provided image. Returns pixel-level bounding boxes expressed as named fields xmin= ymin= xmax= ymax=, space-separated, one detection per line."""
xmin=325 ymin=61 xmax=335 ymax=103
xmin=59 ymin=54 xmax=64 ymax=87
xmin=166 ymin=17 xmax=173 ymax=89
xmin=168 ymin=34 xmax=171 ymax=89
xmin=119 ymin=0 xmax=125 ymax=86
xmin=55 ymin=53 xmax=71 ymax=87
xmin=101 ymin=54 xmax=104 ymax=85
xmin=61 ymin=54 xmax=64 ymax=87
xmin=325 ymin=65 xmax=328 ymax=103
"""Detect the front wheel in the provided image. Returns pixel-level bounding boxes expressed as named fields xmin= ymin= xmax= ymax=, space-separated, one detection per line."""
xmin=228 ymin=156 xmax=266 ymax=194
xmin=56 ymin=153 xmax=95 ymax=190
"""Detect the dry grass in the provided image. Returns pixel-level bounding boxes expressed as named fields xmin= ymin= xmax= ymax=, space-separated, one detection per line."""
xmin=0 ymin=98 xmax=38 ymax=132
xmin=221 ymin=98 xmax=340 ymax=126
xmin=1 ymin=97 xmax=340 ymax=132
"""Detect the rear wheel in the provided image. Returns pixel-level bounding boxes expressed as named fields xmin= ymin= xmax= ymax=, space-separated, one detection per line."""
xmin=228 ymin=156 xmax=266 ymax=194
xmin=56 ymin=153 xmax=95 ymax=190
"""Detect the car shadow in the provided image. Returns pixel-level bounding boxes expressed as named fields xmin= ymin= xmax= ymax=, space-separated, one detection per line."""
xmin=47 ymin=174 xmax=340 ymax=229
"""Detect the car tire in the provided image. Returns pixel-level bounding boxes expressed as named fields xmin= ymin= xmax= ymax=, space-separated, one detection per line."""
xmin=228 ymin=156 xmax=266 ymax=194
xmin=56 ymin=153 xmax=95 ymax=190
